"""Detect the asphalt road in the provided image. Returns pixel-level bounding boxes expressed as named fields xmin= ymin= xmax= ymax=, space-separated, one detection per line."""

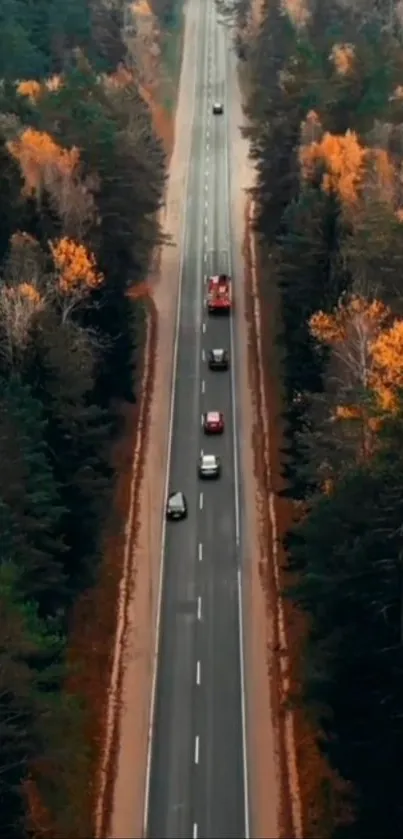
xmin=145 ymin=3 xmax=248 ymax=837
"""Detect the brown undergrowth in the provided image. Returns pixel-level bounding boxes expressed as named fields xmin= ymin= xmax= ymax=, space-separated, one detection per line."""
xmin=243 ymin=196 xmax=343 ymax=838
xmin=243 ymin=195 xmax=294 ymax=838
xmin=95 ymin=292 xmax=158 ymax=838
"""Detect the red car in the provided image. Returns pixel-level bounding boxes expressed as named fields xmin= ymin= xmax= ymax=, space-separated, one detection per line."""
xmin=203 ymin=411 xmax=224 ymax=434
xmin=207 ymin=274 xmax=232 ymax=313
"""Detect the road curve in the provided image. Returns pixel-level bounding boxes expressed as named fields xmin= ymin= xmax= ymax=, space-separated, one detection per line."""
xmin=144 ymin=3 xmax=249 ymax=837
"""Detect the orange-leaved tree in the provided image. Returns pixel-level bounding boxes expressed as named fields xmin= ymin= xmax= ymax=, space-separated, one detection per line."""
xmin=7 ymin=128 xmax=80 ymax=196
xmin=49 ymin=237 xmax=104 ymax=306
xmin=299 ymin=131 xmax=366 ymax=207
xmin=309 ymin=295 xmax=391 ymax=458
xmin=7 ymin=129 xmax=95 ymax=238
xmin=371 ymin=319 xmax=403 ymax=411
xmin=329 ymin=43 xmax=355 ymax=77
xmin=17 ymin=76 xmax=63 ymax=103
xmin=16 ymin=80 xmax=42 ymax=103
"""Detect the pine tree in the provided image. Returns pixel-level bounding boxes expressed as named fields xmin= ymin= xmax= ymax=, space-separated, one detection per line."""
xmin=0 ymin=374 xmax=67 ymax=618
xmin=287 ymin=420 xmax=403 ymax=837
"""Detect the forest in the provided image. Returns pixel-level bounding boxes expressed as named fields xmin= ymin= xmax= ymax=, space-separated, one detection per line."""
xmin=0 ymin=0 xmax=167 ymax=836
xmin=244 ymin=0 xmax=403 ymax=836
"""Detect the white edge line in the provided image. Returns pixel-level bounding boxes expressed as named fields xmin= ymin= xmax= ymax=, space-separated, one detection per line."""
xmin=223 ymin=29 xmax=250 ymax=839
xmin=224 ymin=36 xmax=240 ymax=548
xmin=141 ymin=3 xmax=201 ymax=832
xmin=238 ymin=569 xmax=250 ymax=839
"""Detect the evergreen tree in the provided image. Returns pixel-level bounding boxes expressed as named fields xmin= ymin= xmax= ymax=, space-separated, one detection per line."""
xmin=0 ymin=375 xmax=67 ymax=618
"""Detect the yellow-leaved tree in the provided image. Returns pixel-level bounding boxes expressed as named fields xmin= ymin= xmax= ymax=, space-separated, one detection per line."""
xmin=7 ymin=128 xmax=79 ymax=196
xmin=7 ymin=129 xmax=96 ymax=238
xmin=50 ymin=237 xmax=104 ymax=306
xmin=17 ymin=76 xmax=62 ymax=103
xmin=309 ymin=295 xmax=391 ymax=458
xmin=371 ymin=320 xmax=403 ymax=411
xmin=299 ymin=131 xmax=366 ymax=207
xmin=329 ymin=43 xmax=355 ymax=76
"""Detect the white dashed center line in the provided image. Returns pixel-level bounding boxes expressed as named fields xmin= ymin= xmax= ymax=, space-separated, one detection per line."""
xmin=194 ymin=735 xmax=200 ymax=764
xmin=197 ymin=596 xmax=202 ymax=621
xmin=202 ymin=348 xmax=205 ymax=362
xmin=198 ymin=541 xmax=203 ymax=560
xmin=199 ymin=493 xmax=203 ymax=510
xmin=196 ymin=660 xmax=201 ymax=685
xmin=193 ymin=822 xmax=198 ymax=839
xmin=202 ymin=323 xmax=206 ymax=333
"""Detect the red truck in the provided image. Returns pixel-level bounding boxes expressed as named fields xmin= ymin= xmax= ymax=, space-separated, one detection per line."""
xmin=207 ymin=274 xmax=232 ymax=314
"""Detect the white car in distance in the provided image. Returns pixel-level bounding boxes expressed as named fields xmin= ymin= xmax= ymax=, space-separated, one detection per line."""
xmin=198 ymin=453 xmax=221 ymax=479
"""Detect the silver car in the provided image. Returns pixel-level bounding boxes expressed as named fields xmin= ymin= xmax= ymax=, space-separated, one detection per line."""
xmin=198 ymin=453 xmax=221 ymax=479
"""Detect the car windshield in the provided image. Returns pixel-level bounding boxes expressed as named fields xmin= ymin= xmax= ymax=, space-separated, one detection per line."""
xmin=207 ymin=412 xmax=220 ymax=422
xmin=202 ymin=455 xmax=216 ymax=466
xmin=169 ymin=493 xmax=183 ymax=509
xmin=213 ymin=350 xmax=223 ymax=358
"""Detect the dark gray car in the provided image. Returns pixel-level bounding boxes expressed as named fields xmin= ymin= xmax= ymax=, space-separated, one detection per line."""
xmin=166 ymin=491 xmax=188 ymax=520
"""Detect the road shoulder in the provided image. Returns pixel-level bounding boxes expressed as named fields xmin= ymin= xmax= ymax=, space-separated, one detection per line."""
xmin=107 ymin=1 xmax=200 ymax=834
xmin=228 ymin=46 xmax=282 ymax=839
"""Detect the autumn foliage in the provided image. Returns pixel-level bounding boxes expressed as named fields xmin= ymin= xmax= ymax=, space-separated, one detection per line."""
xmin=310 ymin=295 xmax=403 ymax=416
xmin=299 ymin=131 xmax=366 ymax=205
xmin=49 ymin=238 xmax=104 ymax=294
xmin=329 ymin=43 xmax=355 ymax=76
xmin=309 ymin=296 xmax=390 ymax=348
xmin=371 ymin=320 xmax=403 ymax=410
xmin=7 ymin=128 xmax=80 ymax=196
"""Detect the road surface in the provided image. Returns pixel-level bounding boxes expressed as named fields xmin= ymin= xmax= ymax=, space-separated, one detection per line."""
xmin=144 ymin=3 xmax=249 ymax=837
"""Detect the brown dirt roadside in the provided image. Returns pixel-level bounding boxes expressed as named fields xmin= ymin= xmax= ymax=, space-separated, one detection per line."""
xmin=227 ymin=43 xmax=285 ymax=839
xmin=100 ymin=0 xmax=202 ymax=836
